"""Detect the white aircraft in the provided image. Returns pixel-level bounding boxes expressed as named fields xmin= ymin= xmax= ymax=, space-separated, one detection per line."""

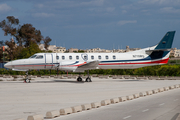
xmin=4 ymin=31 xmax=176 ymax=83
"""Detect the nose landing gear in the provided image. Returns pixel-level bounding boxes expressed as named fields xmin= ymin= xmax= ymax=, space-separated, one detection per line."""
xmin=24 ymin=71 xmax=30 ymax=83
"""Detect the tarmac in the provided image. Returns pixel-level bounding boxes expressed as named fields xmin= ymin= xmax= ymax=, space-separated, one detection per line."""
xmin=1 ymin=77 xmax=180 ymax=120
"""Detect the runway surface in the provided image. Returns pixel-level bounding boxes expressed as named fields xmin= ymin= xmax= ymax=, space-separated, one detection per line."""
xmin=57 ymin=88 xmax=180 ymax=120
xmin=0 ymin=78 xmax=180 ymax=120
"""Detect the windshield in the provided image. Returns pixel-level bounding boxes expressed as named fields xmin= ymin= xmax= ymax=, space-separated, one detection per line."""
xmin=29 ymin=55 xmax=37 ymax=59
xmin=36 ymin=55 xmax=43 ymax=59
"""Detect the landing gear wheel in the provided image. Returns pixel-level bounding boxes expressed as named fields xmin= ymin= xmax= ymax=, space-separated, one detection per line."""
xmin=86 ymin=77 xmax=92 ymax=82
xmin=25 ymin=79 xmax=30 ymax=83
xmin=77 ymin=77 xmax=82 ymax=82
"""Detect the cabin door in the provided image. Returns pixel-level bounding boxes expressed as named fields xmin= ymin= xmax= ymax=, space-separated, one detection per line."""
xmin=45 ymin=54 xmax=53 ymax=69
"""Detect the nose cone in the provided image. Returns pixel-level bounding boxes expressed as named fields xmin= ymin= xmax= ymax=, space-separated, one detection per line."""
xmin=4 ymin=62 xmax=12 ymax=69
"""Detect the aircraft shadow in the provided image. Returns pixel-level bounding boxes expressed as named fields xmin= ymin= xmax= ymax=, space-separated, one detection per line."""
xmin=32 ymin=79 xmax=85 ymax=84
xmin=118 ymin=79 xmax=146 ymax=82
xmin=53 ymin=80 xmax=85 ymax=83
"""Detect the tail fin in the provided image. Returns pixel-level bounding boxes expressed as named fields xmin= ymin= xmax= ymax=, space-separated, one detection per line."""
xmin=155 ymin=31 xmax=175 ymax=50
xmin=147 ymin=31 xmax=176 ymax=60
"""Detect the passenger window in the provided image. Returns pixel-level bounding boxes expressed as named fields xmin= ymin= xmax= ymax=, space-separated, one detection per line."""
xmin=113 ymin=55 xmax=116 ymax=59
xmin=36 ymin=55 xmax=43 ymax=59
xmin=84 ymin=56 xmax=87 ymax=60
xmin=76 ymin=56 xmax=79 ymax=60
xmin=62 ymin=56 xmax=65 ymax=60
xmin=56 ymin=56 xmax=59 ymax=60
xmin=98 ymin=55 xmax=101 ymax=59
xmin=69 ymin=56 xmax=72 ymax=60
xmin=105 ymin=55 xmax=109 ymax=59
xmin=91 ymin=55 xmax=94 ymax=60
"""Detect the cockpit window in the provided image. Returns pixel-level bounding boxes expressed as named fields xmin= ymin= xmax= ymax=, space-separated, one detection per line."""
xmin=36 ymin=55 xmax=43 ymax=59
xmin=29 ymin=55 xmax=37 ymax=58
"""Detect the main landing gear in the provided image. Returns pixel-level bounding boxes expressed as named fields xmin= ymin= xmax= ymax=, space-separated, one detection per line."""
xmin=77 ymin=70 xmax=92 ymax=82
xmin=24 ymin=71 xmax=30 ymax=83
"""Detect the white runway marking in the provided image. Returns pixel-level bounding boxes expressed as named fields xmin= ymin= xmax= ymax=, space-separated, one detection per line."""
xmin=142 ymin=109 xmax=149 ymax=112
xmin=174 ymin=99 xmax=178 ymax=101
xmin=159 ymin=103 xmax=165 ymax=106
xmin=123 ymin=115 xmax=131 ymax=119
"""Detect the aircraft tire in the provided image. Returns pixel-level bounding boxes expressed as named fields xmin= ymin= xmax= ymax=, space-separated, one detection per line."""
xmin=86 ymin=77 xmax=91 ymax=82
xmin=26 ymin=79 xmax=30 ymax=83
xmin=77 ymin=77 xmax=82 ymax=82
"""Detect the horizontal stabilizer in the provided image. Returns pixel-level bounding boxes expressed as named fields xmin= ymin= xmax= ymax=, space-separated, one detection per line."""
xmin=146 ymin=49 xmax=171 ymax=53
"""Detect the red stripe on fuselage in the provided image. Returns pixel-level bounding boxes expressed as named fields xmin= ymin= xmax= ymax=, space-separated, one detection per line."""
xmin=99 ymin=58 xmax=169 ymax=65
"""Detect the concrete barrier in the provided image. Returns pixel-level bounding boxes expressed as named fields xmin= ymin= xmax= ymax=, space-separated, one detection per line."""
xmin=71 ymin=76 xmax=77 ymax=79
xmin=110 ymin=98 xmax=119 ymax=104
xmin=71 ymin=106 xmax=82 ymax=113
xmin=29 ymin=75 xmax=37 ymax=78
xmin=67 ymin=76 xmax=72 ymax=79
xmin=81 ymin=104 xmax=92 ymax=110
xmin=27 ymin=114 xmax=44 ymax=120
xmin=101 ymin=99 xmax=111 ymax=106
xmin=175 ymin=84 xmax=179 ymax=88
xmin=91 ymin=102 xmax=101 ymax=108
xmin=3 ymin=75 xmax=13 ymax=78
xmin=92 ymin=74 xmax=98 ymax=77
xmin=13 ymin=75 xmax=25 ymax=81
xmin=41 ymin=76 xmax=50 ymax=78
xmin=119 ymin=96 xmax=127 ymax=102
xmin=99 ymin=75 xmax=109 ymax=79
xmin=112 ymin=76 xmax=117 ymax=79
xmin=152 ymin=89 xmax=159 ymax=94
xmin=136 ymin=77 xmax=148 ymax=80
xmin=139 ymin=92 xmax=147 ymax=97
xmin=167 ymin=77 xmax=176 ymax=80
xmin=148 ymin=76 xmax=159 ymax=80
xmin=54 ymin=76 xmax=66 ymax=79
xmin=174 ymin=77 xmax=180 ymax=80
xmin=126 ymin=95 xmax=134 ymax=100
xmin=163 ymin=87 xmax=169 ymax=91
xmin=169 ymin=85 xmax=175 ymax=89
xmin=60 ymin=108 xmax=72 ymax=115
xmin=133 ymin=93 xmax=140 ymax=98
xmin=46 ymin=110 xmax=60 ymax=118
xmin=158 ymin=88 xmax=164 ymax=92
xmin=124 ymin=77 xmax=136 ymax=79
xmin=146 ymin=90 xmax=153 ymax=95
xmin=117 ymin=76 xmax=124 ymax=79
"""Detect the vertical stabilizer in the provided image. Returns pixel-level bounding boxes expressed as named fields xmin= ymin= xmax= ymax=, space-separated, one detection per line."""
xmin=155 ymin=31 xmax=175 ymax=50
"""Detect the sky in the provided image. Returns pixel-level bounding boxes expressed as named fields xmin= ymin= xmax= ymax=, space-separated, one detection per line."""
xmin=0 ymin=0 xmax=180 ymax=50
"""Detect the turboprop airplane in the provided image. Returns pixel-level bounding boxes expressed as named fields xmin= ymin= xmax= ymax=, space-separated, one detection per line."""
xmin=4 ymin=31 xmax=176 ymax=83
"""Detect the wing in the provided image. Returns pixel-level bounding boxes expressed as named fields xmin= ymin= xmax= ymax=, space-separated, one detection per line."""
xmin=74 ymin=60 xmax=100 ymax=72
xmin=12 ymin=68 xmax=28 ymax=71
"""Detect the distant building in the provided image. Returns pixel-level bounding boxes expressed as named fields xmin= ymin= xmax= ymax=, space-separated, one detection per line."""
xmin=126 ymin=46 xmax=141 ymax=52
xmin=112 ymin=49 xmax=126 ymax=53
xmin=170 ymin=48 xmax=176 ymax=57
xmin=86 ymin=48 xmax=113 ymax=53
xmin=175 ymin=49 xmax=180 ymax=57
xmin=68 ymin=48 xmax=79 ymax=53
xmin=38 ymin=44 xmax=66 ymax=53
xmin=48 ymin=45 xmax=56 ymax=51
xmin=53 ymin=46 xmax=66 ymax=53
xmin=170 ymin=48 xmax=180 ymax=58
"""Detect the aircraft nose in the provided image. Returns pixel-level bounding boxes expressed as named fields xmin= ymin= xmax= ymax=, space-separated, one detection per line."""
xmin=4 ymin=62 xmax=12 ymax=69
